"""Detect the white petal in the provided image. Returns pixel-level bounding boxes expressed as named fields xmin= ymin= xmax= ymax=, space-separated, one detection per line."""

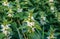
xmin=17 ymin=8 xmax=23 ymax=12
xmin=40 ymin=20 xmax=46 ymax=25
xmin=32 ymin=28 xmax=35 ymax=32
xmin=49 ymin=0 xmax=54 ymax=2
xmin=47 ymin=37 xmax=50 ymax=39
xmin=51 ymin=7 xmax=54 ymax=10
xmin=3 ymin=31 xmax=8 ymax=35
xmin=1 ymin=24 xmax=4 ymax=28
xmin=31 ymin=17 xmax=34 ymax=20
xmin=8 ymin=14 xmax=13 ymax=17
xmin=27 ymin=21 xmax=35 ymax=27
xmin=2 ymin=2 xmax=9 ymax=6
xmin=41 ymin=16 xmax=46 ymax=20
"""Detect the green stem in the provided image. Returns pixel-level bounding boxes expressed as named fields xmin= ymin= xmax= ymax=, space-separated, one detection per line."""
xmin=42 ymin=26 xmax=44 ymax=39
xmin=16 ymin=28 xmax=21 ymax=39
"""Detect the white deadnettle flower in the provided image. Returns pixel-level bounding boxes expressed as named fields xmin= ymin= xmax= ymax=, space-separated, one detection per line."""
xmin=40 ymin=20 xmax=46 ymax=25
xmin=27 ymin=21 xmax=35 ymax=27
xmin=28 ymin=15 xmax=35 ymax=20
xmin=1 ymin=24 xmax=10 ymax=29
xmin=7 ymin=9 xmax=14 ymax=17
xmin=2 ymin=2 xmax=9 ymax=6
xmin=47 ymin=36 xmax=56 ymax=39
xmin=50 ymin=6 xmax=54 ymax=12
xmin=1 ymin=24 xmax=10 ymax=35
xmin=3 ymin=31 xmax=10 ymax=36
xmin=32 ymin=28 xmax=35 ymax=32
xmin=49 ymin=0 xmax=54 ymax=2
xmin=17 ymin=8 xmax=23 ymax=12
xmin=8 ymin=13 xmax=13 ymax=17
xmin=27 ymin=21 xmax=35 ymax=32
xmin=41 ymin=16 xmax=46 ymax=21
xmin=31 ymin=16 xmax=35 ymax=20
xmin=40 ymin=16 xmax=46 ymax=25
xmin=47 ymin=36 xmax=50 ymax=39
xmin=51 ymin=7 xmax=54 ymax=10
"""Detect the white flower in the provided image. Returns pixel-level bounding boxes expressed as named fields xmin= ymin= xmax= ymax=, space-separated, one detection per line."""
xmin=40 ymin=16 xmax=46 ymax=25
xmin=32 ymin=28 xmax=35 ymax=32
xmin=47 ymin=36 xmax=56 ymax=39
xmin=28 ymin=27 xmax=35 ymax=32
xmin=40 ymin=19 xmax=46 ymax=25
xmin=1 ymin=24 xmax=10 ymax=29
xmin=28 ymin=15 xmax=35 ymax=20
xmin=3 ymin=30 xmax=8 ymax=35
xmin=31 ymin=16 xmax=34 ymax=20
xmin=50 ymin=6 xmax=54 ymax=12
xmin=8 ymin=13 xmax=13 ymax=17
xmin=1 ymin=26 xmax=9 ymax=31
xmin=41 ymin=16 xmax=46 ymax=21
xmin=51 ymin=7 xmax=54 ymax=10
xmin=49 ymin=0 xmax=54 ymax=2
xmin=6 ymin=24 xmax=11 ymax=27
xmin=2 ymin=30 xmax=10 ymax=36
xmin=7 ymin=9 xmax=14 ymax=17
xmin=47 ymin=36 xmax=50 ymax=39
xmin=27 ymin=21 xmax=35 ymax=27
xmin=2 ymin=2 xmax=9 ymax=6
xmin=17 ymin=8 xmax=23 ymax=12
xmin=1 ymin=24 xmax=10 ymax=31
xmin=47 ymin=36 xmax=51 ymax=39
xmin=1 ymin=24 xmax=10 ymax=35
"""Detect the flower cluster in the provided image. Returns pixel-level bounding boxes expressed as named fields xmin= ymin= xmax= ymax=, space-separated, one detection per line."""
xmin=1 ymin=24 xmax=11 ymax=36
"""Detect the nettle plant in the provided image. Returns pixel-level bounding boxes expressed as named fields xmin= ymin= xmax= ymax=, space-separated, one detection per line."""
xmin=0 ymin=0 xmax=60 ymax=39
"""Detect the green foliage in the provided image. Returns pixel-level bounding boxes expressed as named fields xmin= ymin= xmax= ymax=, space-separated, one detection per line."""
xmin=0 ymin=0 xmax=60 ymax=39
